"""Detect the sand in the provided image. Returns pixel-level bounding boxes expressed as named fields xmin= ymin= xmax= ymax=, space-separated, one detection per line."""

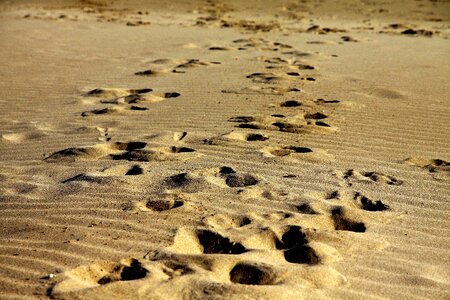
xmin=0 ymin=0 xmax=449 ymax=299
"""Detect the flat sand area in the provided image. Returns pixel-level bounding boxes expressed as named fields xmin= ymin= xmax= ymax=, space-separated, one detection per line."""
xmin=0 ymin=0 xmax=449 ymax=299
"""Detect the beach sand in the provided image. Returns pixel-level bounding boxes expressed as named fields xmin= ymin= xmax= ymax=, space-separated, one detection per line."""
xmin=0 ymin=0 xmax=449 ymax=299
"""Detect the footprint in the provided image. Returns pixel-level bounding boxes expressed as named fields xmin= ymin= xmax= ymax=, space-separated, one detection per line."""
xmin=400 ymin=28 xmax=434 ymax=37
xmin=134 ymin=69 xmax=167 ymax=76
xmin=246 ymin=72 xmax=286 ymax=84
xmin=343 ymin=169 xmax=403 ymax=185
xmin=81 ymin=107 xmax=124 ymax=117
xmin=196 ymin=229 xmax=247 ymax=254
xmin=404 ymin=158 xmax=449 ymax=173
xmin=82 ymin=88 xmax=152 ymax=98
xmin=208 ymin=46 xmax=234 ymax=51
xmin=279 ymin=100 xmax=302 ymax=107
xmin=341 ymin=36 xmax=358 ymax=42
xmin=276 ymin=225 xmax=320 ymax=264
xmin=61 ymin=173 xmax=112 ymax=184
xmin=331 ymin=207 xmax=366 ymax=232
xmin=263 ymin=146 xmax=313 ymax=157
xmin=224 ymin=131 xmax=269 ymax=142
xmin=44 ymin=145 xmax=108 ymax=162
xmin=222 ymin=86 xmax=300 ymax=95
xmin=229 ymin=262 xmax=276 ymax=285
xmin=296 ymin=203 xmax=319 ymax=215
xmin=218 ymin=167 xmax=259 ymax=188
xmin=353 ymin=192 xmax=390 ymax=212
xmin=203 ymin=213 xmax=252 ymax=229
xmin=51 ymin=258 xmax=148 ymax=293
xmin=97 ymin=259 xmax=148 ymax=285
xmin=144 ymin=198 xmax=184 ymax=212
xmin=314 ymin=98 xmax=340 ymax=104
xmin=125 ymin=165 xmax=144 ymax=175
xmin=111 ymin=146 xmax=196 ymax=162
xmin=45 ymin=141 xmax=197 ymax=163
xmin=229 ymin=114 xmax=335 ymax=134
xmin=305 ymin=112 xmax=327 ymax=120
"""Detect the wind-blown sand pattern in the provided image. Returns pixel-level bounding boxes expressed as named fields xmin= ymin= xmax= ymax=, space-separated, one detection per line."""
xmin=0 ymin=0 xmax=449 ymax=299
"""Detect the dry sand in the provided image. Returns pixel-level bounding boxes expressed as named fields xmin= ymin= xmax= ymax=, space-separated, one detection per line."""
xmin=0 ymin=0 xmax=449 ymax=299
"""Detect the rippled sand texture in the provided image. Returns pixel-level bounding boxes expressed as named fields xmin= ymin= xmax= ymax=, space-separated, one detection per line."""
xmin=0 ymin=0 xmax=449 ymax=299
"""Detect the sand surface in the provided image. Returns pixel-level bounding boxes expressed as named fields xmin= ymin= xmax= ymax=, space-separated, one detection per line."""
xmin=0 ymin=0 xmax=449 ymax=299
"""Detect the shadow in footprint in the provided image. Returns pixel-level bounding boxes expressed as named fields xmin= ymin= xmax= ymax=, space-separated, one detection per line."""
xmin=225 ymin=173 xmax=258 ymax=188
xmin=280 ymin=100 xmax=302 ymax=107
xmin=125 ymin=165 xmax=144 ymax=176
xmin=197 ymin=229 xmax=247 ymax=254
xmin=97 ymin=259 xmax=148 ymax=285
xmin=331 ymin=207 xmax=366 ymax=232
xmin=276 ymin=225 xmax=320 ymax=264
xmin=354 ymin=192 xmax=389 ymax=211
xmin=296 ymin=203 xmax=318 ymax=214
xmin=146 ymin=198 xmax=184 ymax=212
xmin=230 ymin=263 xmax=275 ymax=285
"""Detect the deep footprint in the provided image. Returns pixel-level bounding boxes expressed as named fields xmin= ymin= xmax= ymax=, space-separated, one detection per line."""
xmin=197 ymin=229 xmax=247 ymax=254
xmin=331 ymin=207 xmax=366 ymax=232
xmin=229 ymin=263 xmax=275 ymax=285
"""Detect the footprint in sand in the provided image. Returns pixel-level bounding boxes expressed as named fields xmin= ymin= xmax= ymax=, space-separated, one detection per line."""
xmin=80 ymin=88 xmax=180 ymax=116
xmin=275 ymin=225 xmax=320 ymax=265
xmin=341 ymin=169 xmax=403 ymax=186
xmin=50 ymin=258 xmax=148 ymax=294
xmin=404 ymin=158 xmax=449 ymax=174
xmin=223 ymin=131 xmax=269 ymax=142
xmin=44 ymin=141 xmax=198 ymax=163
xmin=324 ymin=189 xmax=391 ymax=213
xmin=136 ymin=58 xmax=220 ymax=75
xmin=331 ymin=206 xmax=366 ymax=232
xmin=228 ymin=113 xmax=336 ymax=134
xmin=263 ymin=146 xmax=327 ymax=162
xmin=222 ymin=86 xmax=301 ymax=95
xmin=137 ymin=193 xmax=185 ymax=212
